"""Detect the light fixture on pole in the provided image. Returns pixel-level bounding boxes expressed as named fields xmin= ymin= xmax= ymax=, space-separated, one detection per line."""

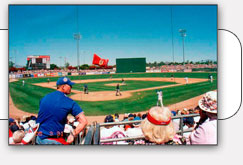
xmin=64 ymin=57 xmax=67 ymax=69
xmin=179 ymin=29 xmax=186 ymax=67
xmin=74 ymin=33 xmax=81 ymax=70
xmin=59 ymin=56 xmax=62 ymax=68
xmin=74 ymin=6 xmax=81 ymax=70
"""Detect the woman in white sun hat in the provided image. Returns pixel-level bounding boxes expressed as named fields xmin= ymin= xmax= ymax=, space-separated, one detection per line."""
xmin=189 ymin=91 xmax=217 ymax=145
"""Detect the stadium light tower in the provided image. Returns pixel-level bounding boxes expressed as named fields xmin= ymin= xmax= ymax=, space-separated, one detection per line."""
xmin=74 ymin=6 xmax=81 ymax=70
xmin=74 ymin=33 xmax=81 ymax=70
xmin=179 ymin=29 xmax=186 ymax=67
xmin=59 ymin=56 xmax=62 ymax=68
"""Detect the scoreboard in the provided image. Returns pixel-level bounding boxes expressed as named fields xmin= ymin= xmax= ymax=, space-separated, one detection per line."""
xmin=27 ymin=55 xmax=50 ymax=70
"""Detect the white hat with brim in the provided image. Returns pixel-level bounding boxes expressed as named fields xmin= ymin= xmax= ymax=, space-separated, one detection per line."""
xmin=23 ymin=123 xmax=30 ymax=130
xmin=28 ymin=120 xmax=37 ymax=129
xmin=64 ymin=124 xmax=73 ymax=133
xmin=198 ymin=91 xmax=217 ymax=114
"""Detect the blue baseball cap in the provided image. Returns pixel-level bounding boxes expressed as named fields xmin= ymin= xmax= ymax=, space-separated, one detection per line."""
xmin=171 ymin=111 xmax=177 ymax=116
xmin=56 ymin=77 xmax=75 ymax=87
xmin=9 ymin=118 xmax=15 ymax=124
xmin=104 ymin=115 xmax=114 ymax=123
xmin=10 ymin=124 xmax=19 ymax=133
xmin=30 ymin=116 xmax=37 ymax=121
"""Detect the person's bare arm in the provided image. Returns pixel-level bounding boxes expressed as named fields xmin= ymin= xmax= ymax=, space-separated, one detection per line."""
xmin=67 ymin=112 xmax=88 ymax=143
xmin=73 ymin=112 xmax=88 ymax=136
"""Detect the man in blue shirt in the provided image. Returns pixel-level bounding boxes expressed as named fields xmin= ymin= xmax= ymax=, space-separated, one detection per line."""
xmin=36 ymin=77 xmax=88 ymax=144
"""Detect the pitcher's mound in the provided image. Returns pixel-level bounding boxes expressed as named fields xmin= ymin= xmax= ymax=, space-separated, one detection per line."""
xmin=105 ymin=83 xmax=126 ymax=86
xmin=70 ymin=91 xmax=132 ymax=101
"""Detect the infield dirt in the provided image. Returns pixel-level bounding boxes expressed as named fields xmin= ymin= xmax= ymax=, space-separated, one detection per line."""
xmin=9 ymin=92 xmax=206 ymax=123
xmin=33 ymin=77 xmax=207 ymax=101
xmin=10 ymin=77 xmax=208 ymax=123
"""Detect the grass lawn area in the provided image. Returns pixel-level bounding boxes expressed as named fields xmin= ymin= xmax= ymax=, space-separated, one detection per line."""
xmin=21 ymin=72 xmax=217 ymax=84
xmin=76 ymin=80 xmax=217 ymax=115
xmin=9 ymin=81 xmax=56 ymax=111
xmin=72 ymin=80 xmax=177 ymax=92
xmin=10 ymin=80 xmax=216 ymax=115
xmin=9 ymin=72 xmax=217 ymax=115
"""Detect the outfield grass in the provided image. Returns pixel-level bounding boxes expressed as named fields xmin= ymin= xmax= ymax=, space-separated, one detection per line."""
xmin=21 ymin=72 xmax=217 ymax=84
xmin=9 ymin=72 xmax=217 ymax=115
xmin=9 ymin=81 xmax=56 ymax=112
xmin=72 ymin=80 xmax=176 ymax=92
xmin=76 ymin=80 xmax=217 ymax=115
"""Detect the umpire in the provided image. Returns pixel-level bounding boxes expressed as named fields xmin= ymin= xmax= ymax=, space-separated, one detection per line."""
xmin=116 ymin=83 xmax=122 ymax=96
xmin=83 ymin=84 xmax=88 ymax=94
xmin=36 ymin=77 xmax=88 ymax=144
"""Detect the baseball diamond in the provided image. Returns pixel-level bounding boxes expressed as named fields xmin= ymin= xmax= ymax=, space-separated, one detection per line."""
xmin=9 ymin=72 xmax=217 ymax=117
xmin=8 ymin=5 xmax=218 ymax=146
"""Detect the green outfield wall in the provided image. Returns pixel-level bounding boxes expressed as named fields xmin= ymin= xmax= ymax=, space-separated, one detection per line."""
xmin=116 ymin=58 xmax=146 ymax=73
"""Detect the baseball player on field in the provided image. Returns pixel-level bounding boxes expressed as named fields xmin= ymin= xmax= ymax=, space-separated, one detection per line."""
xmin=184 ymin=77 xmax=188 ymax=85
xmin=22 ymin=80 xmax=25 ymax=86
xmin=210 ymin=75 xmax=213 ymax=83
xmin=83 ymin=84 xmax=88 ymax=94
xmin=116 ymin=83 xmax=122 ymax=96
xmin=121 ymin=78 xmax=126 ymax=85
xmin=156 ymin=90 xmax=163 ymax=107
xmin=171 ymin=74 xmax=174 ymax=80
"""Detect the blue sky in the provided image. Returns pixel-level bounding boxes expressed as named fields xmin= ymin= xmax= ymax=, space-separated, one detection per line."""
xmin=9 ymin=5 xmax=217 ymax=66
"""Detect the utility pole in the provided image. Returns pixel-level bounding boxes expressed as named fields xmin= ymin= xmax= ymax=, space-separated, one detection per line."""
xmin=179 ymin=29 xmax=186 ymax=68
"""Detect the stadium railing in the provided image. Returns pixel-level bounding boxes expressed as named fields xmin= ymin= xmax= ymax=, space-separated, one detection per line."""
xmin=83 ymin=125 xmax=95 ymax=145
xmin=91 ymin=113 xmax=199 ymax=144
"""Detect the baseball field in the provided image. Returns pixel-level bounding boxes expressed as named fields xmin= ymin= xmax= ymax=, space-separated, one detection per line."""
xmin=9 ymin=72 xmax=217 ymax=116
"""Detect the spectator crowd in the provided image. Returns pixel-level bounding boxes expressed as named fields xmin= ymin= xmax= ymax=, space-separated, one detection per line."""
xmin=9 ymin=90 xmax=217 ymax=145
xmin=9 ymin=115 xmax=39 ymax=145
xmin=100 ymin=91 xmax=217 ymax=145
xmin=9 ymin=68 xmax=114 ymax=79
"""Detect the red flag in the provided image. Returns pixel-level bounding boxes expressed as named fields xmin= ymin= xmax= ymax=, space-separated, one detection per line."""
xmin=92 ymin=54 xmax=109 ymax=67
xmin=92 ymin=54 xmax=101 ymax=65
